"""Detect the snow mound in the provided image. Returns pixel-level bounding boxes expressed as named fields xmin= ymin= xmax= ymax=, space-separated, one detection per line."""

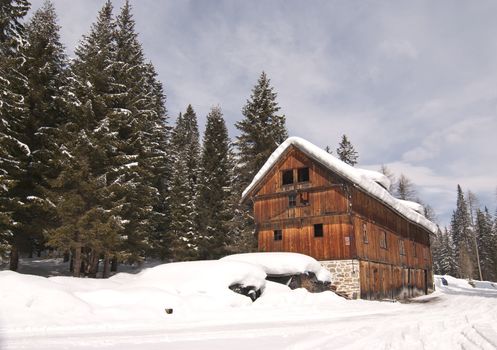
xmin=396 ymin=199 xmax=425 ymax=215
xmin=355 ymin=168 xmax=391 ymax=191
xmin=241 ymin=136 xmax=437 ymax=234
xmin=131 ymin=260 xmax=267 ymax=293
xmin=221 ymin=252 xmax=332 ymax=282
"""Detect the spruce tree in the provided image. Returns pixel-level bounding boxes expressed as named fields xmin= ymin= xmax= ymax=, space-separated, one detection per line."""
xmin=111 ymin=0 xmax=170 ymax=263
xmin=336 ymin=134 xmax=358 ymax=166
xmin=169 ymin=105 xmax=200 ymax=260
xmin=475 ymin=208 xmax=496 ymax=281
xmin=450 ymin=185 xmax=476 ymax=278
xmin=15 ymin=0 xmax=70 ymax=262
xmin=47 ymin=1 xmax=124 ymax=277
xmin=234 ymin=72 xmax=287 ymax=252
xmin=197 ymin=106 xmax=233 ymax=259
xmin=0 ymin=0 xmax=31 ymax=269
xmin=439 ymin=227 xmax=457 ymax=276
xmin=235 ymin=71 xmax=288 ymax=188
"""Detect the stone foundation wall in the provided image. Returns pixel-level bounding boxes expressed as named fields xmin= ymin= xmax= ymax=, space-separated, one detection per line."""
xmin=321 ymin=259 xmax=360 ymax=299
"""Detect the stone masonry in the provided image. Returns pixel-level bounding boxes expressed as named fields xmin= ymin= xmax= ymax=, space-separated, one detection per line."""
xmin=321 ymin=259 xmax=360 ymax=299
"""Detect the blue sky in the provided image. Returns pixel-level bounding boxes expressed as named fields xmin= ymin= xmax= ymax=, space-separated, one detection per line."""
xmin=28 ymin=0 xmax=497 ymax=226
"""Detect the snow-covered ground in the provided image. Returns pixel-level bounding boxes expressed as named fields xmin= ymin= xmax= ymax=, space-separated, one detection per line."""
xmin=1 ymin=259 xmax=497 ymax=350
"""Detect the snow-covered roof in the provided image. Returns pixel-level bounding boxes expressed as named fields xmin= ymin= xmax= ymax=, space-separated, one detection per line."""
xmin=242 ymin=136 xmax=437 ymax=234
xmin=395 ymin=199 xmax=425 ymax=216
xmin=221 ymin=252 xmax=332 ymax=283
xmin=354 ymin=168 xmax=391 ymax=190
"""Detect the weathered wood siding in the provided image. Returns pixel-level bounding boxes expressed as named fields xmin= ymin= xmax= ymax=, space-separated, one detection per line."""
xmin=258 ymin=215 xmax=354 ymax=260
xmin=359 ymin=260 xmax=432 ymax=300
xmin=350 ymin=188 xmax=432 ymax=270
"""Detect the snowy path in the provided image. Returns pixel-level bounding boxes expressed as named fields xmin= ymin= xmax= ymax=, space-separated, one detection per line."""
xmin=1 ymin=262 xmax=497 ymax=350
xmin=3 ymin=290 xmax=497 ymax=350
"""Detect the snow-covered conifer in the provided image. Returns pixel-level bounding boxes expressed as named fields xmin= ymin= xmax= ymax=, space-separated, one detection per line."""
xmin=336 ymin=134 xmax=358 ymax=166
xmin=197 ymin=106 xmax=233 ymax=259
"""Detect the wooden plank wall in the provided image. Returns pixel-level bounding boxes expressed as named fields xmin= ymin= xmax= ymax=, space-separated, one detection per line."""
xmin=254 ymin=186 xmax=348 ymax=223
xmin=258 ymin=215 xmax=354 ymax=261
xmin=359 ymin=261 xmax=429 ymax=300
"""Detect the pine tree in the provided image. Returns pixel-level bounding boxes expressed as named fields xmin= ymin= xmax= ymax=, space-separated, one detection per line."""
xmin=13 ymin=0 xmax=70 ymax=262
xmin=141 ymin=62 xmax=171 ymax=260
xmin=475 ymin=208 xmax=496 ymax=281
xmin=235 ymin=71 xmax=288 ymax=188
xmin=46 ymin=1 xmax=124 ymax=277
xmin=395 ymin=174 xmax=417 ymax=201
xmin=0 ymin=0 xmax=31 ymax=269
xmin=336 ymin=134 xmax=358 ymax=166
xmin=197 ymin=106 xmax=233 ymax=259
xmin=440 ymin=227 xmax=457 ymax=276
xmin=234 ymin=72 xmax=287 ymax=252
xmin=450 ymin=185 xmax=477 ymax=278
xmin=169 ymin=105 xmax=200 ymax=260
xmin=110 ymin=0 xmax=170 ymax=264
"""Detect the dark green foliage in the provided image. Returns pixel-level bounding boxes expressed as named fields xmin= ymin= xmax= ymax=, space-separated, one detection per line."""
xmin=336 ymin=134 xmax=358 ymax=166
xmin=169 ymin=105 xmax=200 ymax=260
xmin=475 ymin=208 xmax=496 ymax=281
xmin=432 ymin=227 xmax=457 ymax=276
xmin=0 ymin=0 xmax=30 ymax=268
xmin=450 ymin=185 xmax=478 ymax=278
xmin=233 ymin=72 xmax=287 ymax=252
xmin=235 ymin=71 xmax=288 ymax=188
xmin=197 ymin=106 xmax=233 ymax=259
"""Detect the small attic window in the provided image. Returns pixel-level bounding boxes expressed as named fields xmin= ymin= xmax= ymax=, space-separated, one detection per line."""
xmin=282 ymin=170 xmax=294 ymax=185
xmin=298 ymin=167 xmax=310 ymax=182
xmin=274 ymin=229 xmax=282 ymax=241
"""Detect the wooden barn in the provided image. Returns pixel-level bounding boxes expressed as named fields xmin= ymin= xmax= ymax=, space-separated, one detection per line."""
xmin=241 ymin=137 xmax=437 ymax=300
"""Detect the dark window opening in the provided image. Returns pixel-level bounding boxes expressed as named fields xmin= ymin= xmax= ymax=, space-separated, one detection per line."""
xmin=399 ymin=239 xmax=406 ymax=256
xmin=380 ymin=231 xmax=387 ymax=249
xmin=314 ymin=223 xmax=323 ymax=238
xmin=282 ymin=170 xmax=294 ymax=185
xmin=288 ymin=194 xmax=297 ymax=208
xmin=298 ymin=167 xmax=310 ymax=182
xmin=299 ymin=192 xmax=309 ymax=206
xmin=274 ymin=230 xmax=282 ymax=241
xmin=362 ymin=223 xmax=368 ymax=244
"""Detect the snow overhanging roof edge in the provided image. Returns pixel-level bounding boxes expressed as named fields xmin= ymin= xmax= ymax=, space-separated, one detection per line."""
xmin=241 ymin=136 xmax=438 ymax=234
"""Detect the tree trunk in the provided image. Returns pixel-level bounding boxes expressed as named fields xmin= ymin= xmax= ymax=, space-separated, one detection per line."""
xmin=111 ymin=257 xmax=118 ymax=272
xmin=103 ymin=254 xmax=111 ymax=278
xmin=73 ymin=246 xmax=82 ymax=277
xmin=88 ymin=251 xmax=99 ymax=278
xmin=9 ymin=245 xmax=19 ymax=271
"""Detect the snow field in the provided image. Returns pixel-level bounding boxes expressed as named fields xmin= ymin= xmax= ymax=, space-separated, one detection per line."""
xmin=1 ymin=260 xmax=496 ymax=349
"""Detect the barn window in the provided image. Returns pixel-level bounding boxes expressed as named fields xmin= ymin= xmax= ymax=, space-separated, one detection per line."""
xmin=399 ymin=239 xmax=406 ymax=256
xmin=412 ymin=242 xmax=417 ymax=257
xmin=362 ymin=223 xmax=368 ymax=244
xmin=379 ymin=231 xmax=387 ymax=249
xmin=314 ymin=223 xmax=323 ymax=237
xmin=274 ymin=230 xmax=282 ymax=241
xmin=288 ymin=194 xmax=297 ymax=208
xmin=299 ymin=192 xmax=309 ymax=206
xmin=297 ymin=167 xmax=310 ymax=182
xmin=282 ymin=170 xmax=294 ymax=185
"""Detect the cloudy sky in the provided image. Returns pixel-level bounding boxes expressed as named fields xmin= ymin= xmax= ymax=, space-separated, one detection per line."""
xmin=28 ymin=0 xmax=497 ymax=226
